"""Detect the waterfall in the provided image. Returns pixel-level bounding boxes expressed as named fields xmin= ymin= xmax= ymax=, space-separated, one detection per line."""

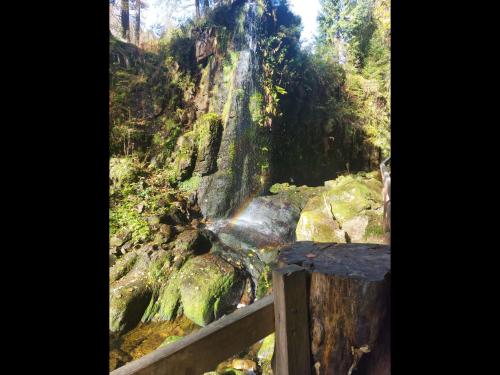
xmin=197 ymin=0 xmax=267 ymax=220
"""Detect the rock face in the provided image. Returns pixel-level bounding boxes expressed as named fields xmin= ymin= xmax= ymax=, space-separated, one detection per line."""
xmin=178 ymin=254 xmax=245 ymax=326
xmin=196 ymin=3 xmax=270 ymax=219
xmin=296 ymin=171 xmax=386 ymax=244
xmin=194 ymin=113 xmax=223 ymax=176
xmin=194 ymin=27 xmax=217 ymax=62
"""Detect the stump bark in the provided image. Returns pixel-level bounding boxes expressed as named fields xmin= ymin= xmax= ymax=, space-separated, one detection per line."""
xmin=279 ymin=242 xmax=391 ymax=375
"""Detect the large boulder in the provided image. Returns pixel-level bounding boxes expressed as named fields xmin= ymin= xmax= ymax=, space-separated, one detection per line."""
xmin=296 ymin=172 xmax=385 ymax=243
xmin=178 ymin=254 xmax=245 ymax=326
xmin=109 ymin=250 xmax=152 ymax=334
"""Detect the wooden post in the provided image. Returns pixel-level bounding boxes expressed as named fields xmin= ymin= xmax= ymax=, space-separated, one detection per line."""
xmin=279 ymin=242 xmax=391 ymax=375
xmin=273 ymin=264 xmax=312 ymax=375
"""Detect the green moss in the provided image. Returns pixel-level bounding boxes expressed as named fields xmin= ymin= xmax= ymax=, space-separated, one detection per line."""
xmin=110 ymin=157 xmax=141 ymax=190
xmin=296 ymin=205 xmax=344 ymax=243
xmin=109 ymin=198 xmax=151 ymax=242
xmin=194 ymin=112 xmax=221 ymax=149
xmin=178 ymin=173 xmax=202 ymax=193
xmin=221 ymin=51 xmax=240 ymax=125
xmin=269 ymin=182 xmax=296 ymax=194
xmin=154 ymin=271 xmax=182 ymax=321
xmin=256 ymin=265 xmax=272 ymax=299
xmin=249 ymin=92 xmax=264 ymax=125
xmin=158 ymin=335 xmax=182 ymax=348
xmin=325 ymin=175 xmax=382 ymax=224
xmin=228 ymin=142 xmax=236 ymax=161
xmin=178 ymin=254 xmax=243 ymax=326
xmin=110 ymin=253 xmax=139 ymax=283
xmin=363 ymin=210 xmax=384 ymax=240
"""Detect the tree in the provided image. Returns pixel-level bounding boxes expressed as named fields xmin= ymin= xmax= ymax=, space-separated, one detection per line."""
xmin=195 ymin=0 xmax=200 ymax=18
xmin=135 ymin=0 xmax=141 ymax=45
xmin=121 ymin=0 xmax=131 ymax=42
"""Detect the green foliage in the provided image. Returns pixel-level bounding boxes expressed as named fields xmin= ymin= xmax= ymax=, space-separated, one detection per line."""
xmin=178 ymin=173 xmax=202 ymax=193
xmin=258 ymin=2 xmax=302 ymax=127
xmin=316 ymin=0 xmax=390 ymax=156
xmin=269 ymin=182 xmax=296 ymax=194
xmin=109 ymin=156 xmax=143 ymax=191
xmin=249 ymin=92 xmax=264 ymax=125
xmin=256 ymin=264 xmax=272 ymax=299
xmin=109 ymin=197 xmax=150 ymax=243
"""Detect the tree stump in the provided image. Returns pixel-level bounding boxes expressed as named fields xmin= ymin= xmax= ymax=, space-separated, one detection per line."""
xmin=279 ymin=242 xmax=391 ymax=375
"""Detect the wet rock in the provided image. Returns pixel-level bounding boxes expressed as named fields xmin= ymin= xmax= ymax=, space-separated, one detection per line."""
xmin=178 ymin=253 xmax=245 ymax=326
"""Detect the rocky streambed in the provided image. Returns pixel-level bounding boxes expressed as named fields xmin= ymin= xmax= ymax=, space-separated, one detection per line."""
xmin=109 ymin=170 xmax=387 ymax=373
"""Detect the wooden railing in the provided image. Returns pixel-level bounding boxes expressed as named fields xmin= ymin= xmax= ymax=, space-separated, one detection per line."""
xmin=380 ymin=156 xmax=391 ymax=234
xmin=111 ymin=266 xmax=310 ymax=375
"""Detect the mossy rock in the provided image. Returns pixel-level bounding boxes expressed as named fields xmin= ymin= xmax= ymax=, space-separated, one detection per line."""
xmin=177 ymin=254 xmax=245 ymax=326
xmin=323 ymin=173 xmax=383 ymax=224
xmin=296 ymin=172 xmax=385 ymax=243
xmin=193 ymin=113 xmax=223 ymax=175
xmin=144 ymin=269 xmax=182 ymax=322
xmin=295 ymin=196 xmax=346 ymax=243
xmin=158 ymin=335 xmax=183 ymax=348
xmin=110 ymin=251 xmax=139 ymax=283
xmin=173 ymin=132 xmax=198 ymax=182
xmin=173 ymin=229 xmax=212 ymax=255
xmin=109 ymin=251 xmax=152 ymax=334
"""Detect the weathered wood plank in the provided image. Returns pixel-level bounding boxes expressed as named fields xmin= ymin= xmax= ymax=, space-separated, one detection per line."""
xmin=273 ymin=264 xmax=312 ymax=375
xmin=110 ymin=294 xmax=275 ymax=375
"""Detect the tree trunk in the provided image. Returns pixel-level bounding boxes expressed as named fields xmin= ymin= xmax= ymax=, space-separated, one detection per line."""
xmin=195 ymin=0 xmax=200 ymax=19
xmin=135 ymin=0 xmax=141 ymax=45
xmin=204 ymin=0 xmax=210 ymax=14
xmin=121 ymin=0 xmax=130 ymax=42
xmin=279 ymin=242 xmax=391 ymax=375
